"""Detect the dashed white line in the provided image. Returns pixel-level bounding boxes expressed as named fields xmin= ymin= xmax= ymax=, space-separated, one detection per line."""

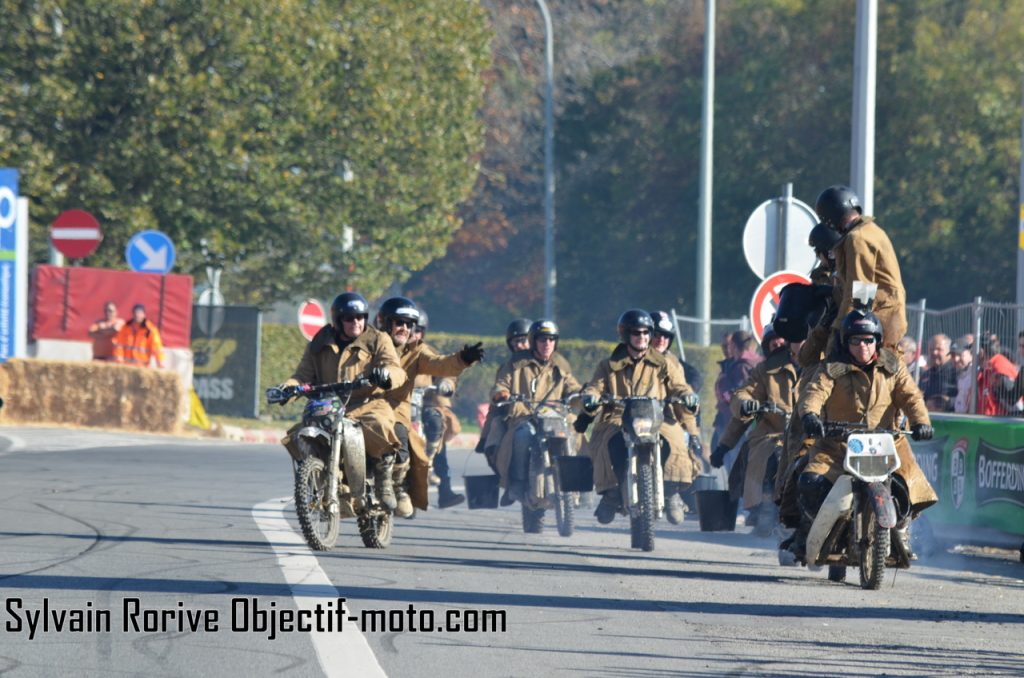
xmin=252 ymin=496 xmax=387 ymax=678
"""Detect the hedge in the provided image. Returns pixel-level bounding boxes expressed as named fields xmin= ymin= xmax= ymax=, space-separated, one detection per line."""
xmin=260 ymin=324 xmax=723 ymax=442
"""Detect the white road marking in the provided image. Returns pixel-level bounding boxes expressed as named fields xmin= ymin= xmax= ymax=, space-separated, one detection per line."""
xmin=252 ymin=496 xmax=387 ymax=678
xmin=0 ymin=433 xmax=26 ymax=453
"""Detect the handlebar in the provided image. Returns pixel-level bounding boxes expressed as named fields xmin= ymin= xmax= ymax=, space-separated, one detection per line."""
xmin=756 ymin=401 xmax=788 ymax=416
xmin=821 ymin=421 xmax=903 ymax=439
xmin=493 ymin=393 xmax=575 ymax=408
xmin=266 ymin=377 xmax=371 ymax=405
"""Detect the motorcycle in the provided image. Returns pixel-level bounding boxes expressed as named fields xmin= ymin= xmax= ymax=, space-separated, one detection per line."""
xmin=495 ymin=395 xmax=589 ymax=536
xmin=601 ymin=394 xmax=688 ymax=552
xmin=266 ymin=378 xmax=394 ymax=551
xmin=803 ymin=421 xmax=912 ymax=589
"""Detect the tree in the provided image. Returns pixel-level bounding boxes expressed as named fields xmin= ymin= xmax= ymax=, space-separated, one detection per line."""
xmin=0 ymin=0 xmax=491 ymax=305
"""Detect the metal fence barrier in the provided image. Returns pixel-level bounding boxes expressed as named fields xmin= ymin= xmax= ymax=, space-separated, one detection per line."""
xmin=907 ymin=297 xmax=1023 ymax=416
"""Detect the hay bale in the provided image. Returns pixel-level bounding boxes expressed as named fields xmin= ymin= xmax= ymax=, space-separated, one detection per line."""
xmin=0 ymin=359 xmax=184 ymax=433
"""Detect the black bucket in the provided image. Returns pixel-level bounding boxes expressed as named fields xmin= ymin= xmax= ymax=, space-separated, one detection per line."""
xmin=464 ymin=474 xmax=500 ymax=509
xmin=695 ymin=490 xmax=738 ymax=532
xmin=556 ymin=455 xmax=594 ymax=492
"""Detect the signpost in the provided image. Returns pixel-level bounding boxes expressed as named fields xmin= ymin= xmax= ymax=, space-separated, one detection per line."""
xmin=742 ymin=184 xmax=818 ymax=280
xmin=126 ymin=230 xmax=176 ymax=274
xmin=50 ymin=209 xmax=103 ymax=259
xmin=749 ymin=270 xmax=812 ymax=341
xmin=298 ymin=299 xmax=326 ymax=341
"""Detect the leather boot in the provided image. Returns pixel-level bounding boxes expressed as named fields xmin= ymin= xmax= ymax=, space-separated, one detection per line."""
xmin=392 ymin=462 xmax=413 ymax=518
xmin=594 ymin=491 xmax=621 ymax=524
xmin=438 ymin=476 xmax=465 ymax=509
xmin=894 ymin=519 xmax=916 ymax=561
xmin=426 ymin=436 xmax=443 ymax=486
xmin=374 ymin=454 xmax=397 ymax=510
xmin=664 ymin=481 xmax=686 ymax=525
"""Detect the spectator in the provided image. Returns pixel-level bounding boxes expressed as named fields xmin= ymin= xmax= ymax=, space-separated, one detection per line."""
xmin=976 ymin=336 xmax=1018 ymax=416
xmin=952 ymin=339 xmax=974 ymax=414
xmin=919 ymin=334 xmax=957 ymax=412
xmin=87 ymin=301 xmax=124 ymax=361
xmin=113 ymin=304 xmax=165 ymax=368
xmin=897 ymin=335 xmax=926 ymax=376
xmin=711 ymin=330 xmax=761 ymax=448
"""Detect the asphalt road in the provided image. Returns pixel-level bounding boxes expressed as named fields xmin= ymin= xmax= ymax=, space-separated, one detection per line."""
xmin=0 ymin=426 xmax=1021 ymax=677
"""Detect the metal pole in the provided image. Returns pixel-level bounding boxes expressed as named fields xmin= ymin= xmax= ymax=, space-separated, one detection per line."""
xmin=1016 ymin=74 xmax=1024 ymax=329
xmin=776 ymin=183 xmax=792 ymax=274
xmin=670 ymin=308 xmax=687 ymax=362
xmin=913 ymin=298 xmax=926 ymax=384
xmin=696 ymin=0 xmax=715 ymax=346
xmin=537 ymin=0 xmax=556 ymax=321
xmin=850 ymin=0 xmax=876 ymax=215
xmin=969 ymin=296 xmax=982 ymax=414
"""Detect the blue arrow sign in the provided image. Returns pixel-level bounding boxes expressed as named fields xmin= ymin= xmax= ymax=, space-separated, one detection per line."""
xmin=126 ymin=230 xmax=176 ymax=274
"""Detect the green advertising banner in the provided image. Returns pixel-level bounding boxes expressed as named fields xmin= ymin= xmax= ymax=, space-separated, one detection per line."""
xmin=910 ymin=414 xmax=1024 ymax=538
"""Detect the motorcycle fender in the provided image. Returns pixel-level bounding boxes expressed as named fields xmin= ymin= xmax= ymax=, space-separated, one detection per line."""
xmin=297 ymin=425 xmax=331 ymax=443
xmin=866 ymin=482 xmax=898 ymax=529
xmin=339 ymin=418 xmax=366 ymax=499
xmin=806 ymin=476 xmax=854 ymax=565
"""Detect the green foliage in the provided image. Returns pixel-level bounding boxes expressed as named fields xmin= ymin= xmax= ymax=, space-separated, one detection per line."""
xmin=257 ymin=325 xmax=720 ymax=426
xmin=0 ymin=0 xmax=491 ymax=305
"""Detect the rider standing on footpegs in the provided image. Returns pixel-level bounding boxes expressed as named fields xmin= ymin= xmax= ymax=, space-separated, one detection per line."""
xmin=279 ymin=292 xmax=407 ymax=510
xmin=577 ymin=310 xmax=699 ymax=524
xmin=383 ymin=302 xmax=484 ymax=513
xmin=792 ymin=309 xmax=935 ymax=562
xmin=491 ymin=320 xmax=582 ymax=507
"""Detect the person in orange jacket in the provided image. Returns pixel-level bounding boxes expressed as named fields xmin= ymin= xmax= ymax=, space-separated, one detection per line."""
xmin=113 ymin=304 xmax=165 ymax=368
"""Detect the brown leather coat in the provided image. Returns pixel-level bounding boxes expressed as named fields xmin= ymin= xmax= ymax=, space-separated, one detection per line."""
xmin=389 ymin=340 xmax=470 ymax=509
xmin=797 ymin=348 xmax=937 ymax=509
xmin=832 ymin=216 xmax=907 ymax=348
xmin=283 ymin=324 xmax=406 ymax=459
xmin=493 ymin=350 xmax=583 ymax=487
xmin=582 ymin=345 xmax=696 ymax=493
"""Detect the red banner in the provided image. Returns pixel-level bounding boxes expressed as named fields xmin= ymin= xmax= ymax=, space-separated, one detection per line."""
xmin=32 ymin=265 xmax=193 ymax=348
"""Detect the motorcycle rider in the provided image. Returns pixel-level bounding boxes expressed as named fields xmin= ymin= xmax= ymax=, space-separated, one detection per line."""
xmin=280 ymin=292 xmax=407 ymax=510
xmin=376 ymin=297 xmax=484 ymax=516
xmin=649 ymin=311 xmax=705 ymax=524
xmin=793 ymin=309 xmax=935 ymax=561
xmin=711 ymin=325 xmax=801 ymax=532
xmin=815 ymin=185 xmax=907 ymax=350
xmin=577 ymin=310 xmax=699 ymax=524
xmin=477 ymin=319 xmax=533 ymax=463
xmin=491 ymin=319 xmax=582 ymax=507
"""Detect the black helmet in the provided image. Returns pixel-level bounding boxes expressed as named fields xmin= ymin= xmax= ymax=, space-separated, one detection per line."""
xmin=415 ymin=309 xmax=428 ymax=334
xmin=808 ymin=221 xmax=842 ymax=255
xmin=774 ymin=283 xmax=833 ymax=342
xmin=376 ymin=296 xmax=420 ymax=330
xmin=815 ymin=185 xmax=862 ymax=229
xmin=505 ymin=318 xmax=532 ymax=351
xmin=649 ymin=310 xmax=675 ymax=348
xmin=528 ymin=319 xmax=559 ymax=352
xmin=617 ymin=309 xmax=654 ymax=344
xmin=840 ymin=309 xmax=883 ymax=346
xmin=760 ymin=323 xmax=783 ymax=354
xmin=330 ymin=292 xmax=369 ymax=329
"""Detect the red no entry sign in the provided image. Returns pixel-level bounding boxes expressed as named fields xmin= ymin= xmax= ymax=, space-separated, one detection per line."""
xmin=50 ymin=209 xmax=102 ymax=259
xmin=298 ymin=299 xmax=327 ymax=341
xmin=749 ymin=270 xmax=812 ymax=342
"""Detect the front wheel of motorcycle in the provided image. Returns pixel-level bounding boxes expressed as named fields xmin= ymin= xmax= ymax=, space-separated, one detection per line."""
xmin=859 ymin=505 xmax=889 ymax=590
xmin=358 ymin=512 xmax=393 ymax=549
xmin=295 ymin=456 xmax=340 ymax=551
xmin=633 ymin=461 xmax=656 ymax=552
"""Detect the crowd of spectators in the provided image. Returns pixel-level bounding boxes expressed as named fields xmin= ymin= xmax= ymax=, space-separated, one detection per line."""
xmin=910 ymin=330 xmax=1024 ymax=416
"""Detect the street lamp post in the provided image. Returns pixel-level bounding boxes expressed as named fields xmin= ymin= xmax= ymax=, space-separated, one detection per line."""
xmin=536 ymin=0 xmax=556 ymax=321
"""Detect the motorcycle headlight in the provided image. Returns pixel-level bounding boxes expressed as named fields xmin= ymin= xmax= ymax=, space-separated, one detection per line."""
xmin=630 ymin=416 xmax=655 ymax=438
